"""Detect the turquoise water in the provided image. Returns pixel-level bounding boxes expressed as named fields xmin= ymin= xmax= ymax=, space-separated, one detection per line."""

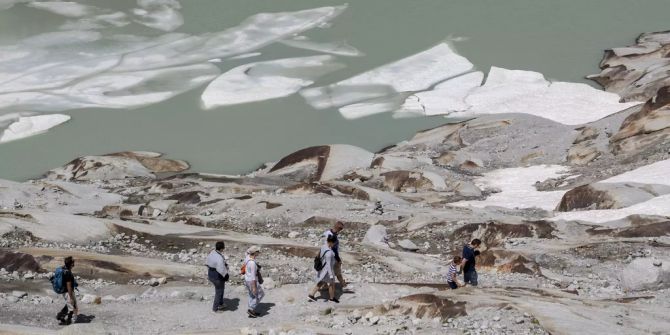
xmin=0 ymin=0 xmax=668 ymax=180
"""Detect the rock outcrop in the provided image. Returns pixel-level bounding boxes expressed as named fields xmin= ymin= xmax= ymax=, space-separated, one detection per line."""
xmin=557 ymin=182 xmax=670 ymax=211
xmin=610 ymin=86 xmax=670 ymax=154
xmin=267 ymin=144 xmax=373 ymax=182
xmin=46 ymin=151 xmax=189 ymax=181
xmin=589 ymin=30 xmax=670 ymax=102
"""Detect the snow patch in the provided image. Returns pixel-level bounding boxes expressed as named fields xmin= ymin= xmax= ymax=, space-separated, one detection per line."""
xmin=453 ymin=165 xmax=570 ymax=210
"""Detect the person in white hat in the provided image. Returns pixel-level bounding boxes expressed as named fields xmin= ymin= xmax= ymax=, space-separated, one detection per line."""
xmin=243 ymin=246 xmax=264 ymax=318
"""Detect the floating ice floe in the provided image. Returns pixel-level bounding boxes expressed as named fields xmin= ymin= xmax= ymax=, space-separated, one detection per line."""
xmin=0 ymin=0 xmax=25 ymax=10
xmin=0 ymin=114 xmax=70 ymax=143
xmin=450 ymin=67 xmax=643 ymax=125
xmin=302 ymin=41 xmax=640 ymax=124
xmin=115 ymin=6 xmax=347 ymax=71
xmin=301 ymin=42 xmax=475 ymax=113
xmin=60 ymin=11 xmax=130 ymax=30
xmin=27 ymin=1 xmax=99 ymax=18
xmin=0 ymin=63 xmax=220 ymax=112
xmin=133 ymin=0 xmax=183 ymax=32
xmin=227 ymin=52 xmax=261 ymax=60
xmin=201 ymin=55 xmax=344 ymax=109
xmin=280 ymin=36 xmax=363 ymax=57
xmin=0 ymin=6 xmax=347 ymax=115
xmin=399 ymin=71 xmax=484 ymax=116
xmin=453 ymin=165 xmax=570 ymax=211
xmin=21 ymin=30 xmax=102 ymax=47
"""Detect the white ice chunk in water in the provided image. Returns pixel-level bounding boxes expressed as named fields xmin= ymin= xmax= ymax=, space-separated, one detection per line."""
xmin=201 ymin=55 xmax=343 ymax=109
xmin=21 ymin=31 xmax=102 ymax=47
xmin=280 ymin=37 xmax=363 ymax=57
xmin=450 ymin=67 xmax=642 ymax=125
xmin=133 ymin=0 xmax=183 ymax=32
xmin=0 ymin=114 xmax=70 ymax=143
xmin=60 ymin=12 xmax=130 ymax=30
xmin=301 ymin=42 xmax=474 ymax=112
xmin=27 ymin=1 xmax=98 ymax=17
xmin=399 ymin=71 xmax=484 ymax=116
xmin=227 ymin=52 xmax=261 ymax=60
xmin=116 ymin=5 xmax=347 ymax=71
xmin=0 ymin=0 xmax=26 ymax=10
xmin=339 ymin=93 xmax=409 ymax=120
xmin=453 ymin=165 xmax=570 ymax=211
xmin=0 ymin=63 xmax=219 ymax=112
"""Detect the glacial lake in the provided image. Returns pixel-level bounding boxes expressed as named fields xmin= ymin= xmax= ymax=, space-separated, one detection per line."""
xmin=0 ymin=0 xmax=668 ymax=181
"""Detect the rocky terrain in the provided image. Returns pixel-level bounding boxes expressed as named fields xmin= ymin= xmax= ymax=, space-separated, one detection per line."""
xmin=1 ymin=31 xmax=670 ymax=335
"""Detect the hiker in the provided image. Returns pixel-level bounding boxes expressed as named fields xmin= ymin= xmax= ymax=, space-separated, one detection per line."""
xmin=308 ymin=235 xmax=339 ymax=303
xmin=323 ymin=221 xmax=346 ymax=288
xmin=462 ymin=238 xmax=482 ymax=286
xmin=53 ymin=256 xmax=79 ymax=325
xmin=243 ymin=246 xmax=264 ymax=318
xmin=447 ymin=255 xmax=464 ymax=289
xmin=205 ymin=241 xmax=229 ymax=313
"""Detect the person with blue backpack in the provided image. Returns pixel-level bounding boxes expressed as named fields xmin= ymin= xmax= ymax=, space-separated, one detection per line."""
xmin=52 ymin=256 xmax=79 ymax=325
xmin=307 ymin=235 xmax=338 ymax=303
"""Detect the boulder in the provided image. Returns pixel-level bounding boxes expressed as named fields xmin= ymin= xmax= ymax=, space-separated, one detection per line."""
xmin=557 ymin=182 xmax=670 ymax=211
xmin=398 ymin=239 xmax=420 ymax=251
xmin=621 ymin=258 xmax=670 ymax=291
xmin=566 ymin=142 xmax=601 ymax=166
xmin=11 ymin=291 xmax=27 ymax=299
xmin=46 ymin=151 xmax=189 ymax=181
xmin=379 ymin=170 xmax=444 ymax=192
xmin=81 ymin=294 xmax=101 ymax=305
xmin=0 ymin=250 xmax=42 ymax=273
xmin=268 ymin=144 xmax=374 ymax=182
xmin=453 ymin=180 xmax=482 ymax=197
xmin=610 ymin=86 xmax=670 ymax=154
xmin=363 ymin=225 xmax=389 ymax=247
xmin=588 ymin=31 xmax=670 ymax=102
xmin=117 ymin=294 xmax=137 ymax=302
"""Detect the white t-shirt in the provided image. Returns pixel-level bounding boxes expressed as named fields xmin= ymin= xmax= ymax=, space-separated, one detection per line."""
xmin=244 ymin=257 xmax=257 ymax=283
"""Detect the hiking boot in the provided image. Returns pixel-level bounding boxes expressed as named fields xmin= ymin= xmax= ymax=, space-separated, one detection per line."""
xmin=247 ymin=309 xmax=258 ymax=318
xmin=307 ymin=295 xmax=317 ymax=302
xmin=329 ymin=298 xmax=340 ymax=303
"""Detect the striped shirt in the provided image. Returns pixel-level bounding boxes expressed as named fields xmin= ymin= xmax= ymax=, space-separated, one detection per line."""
xmin=446 ymin=263 xmax=458 ymax=282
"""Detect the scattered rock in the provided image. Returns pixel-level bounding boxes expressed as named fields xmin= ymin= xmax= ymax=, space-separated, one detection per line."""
xmin=398 ymin=239 xmax=420 ymax=251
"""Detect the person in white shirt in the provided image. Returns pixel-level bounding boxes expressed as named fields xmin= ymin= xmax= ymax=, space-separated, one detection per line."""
xmin=323 ymin=221 xmax=346 ymax=288
xmin=308 ymin=235 xmax=339 ymax=303
xmin=447 ymin=255 xmax=464 ymax=289
xmin=205 ymin=241 xmax=229 ymax=312
xmin=243 ymin=246 xmax=264 ymax=318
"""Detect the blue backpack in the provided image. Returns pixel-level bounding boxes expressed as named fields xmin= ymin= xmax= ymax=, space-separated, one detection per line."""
xmin=51 ymin=267 xmax=77 ymax=294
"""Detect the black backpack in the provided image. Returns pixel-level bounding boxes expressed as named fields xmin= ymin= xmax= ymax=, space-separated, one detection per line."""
xmin=313 ymin=250 xmax=330 ymax=271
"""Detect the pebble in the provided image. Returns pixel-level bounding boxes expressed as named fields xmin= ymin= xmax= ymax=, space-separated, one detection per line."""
xmin=652 ymin=260 xmax=662 ymax=267
xmin=515 ymin=318 xmax=525 ymax=324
